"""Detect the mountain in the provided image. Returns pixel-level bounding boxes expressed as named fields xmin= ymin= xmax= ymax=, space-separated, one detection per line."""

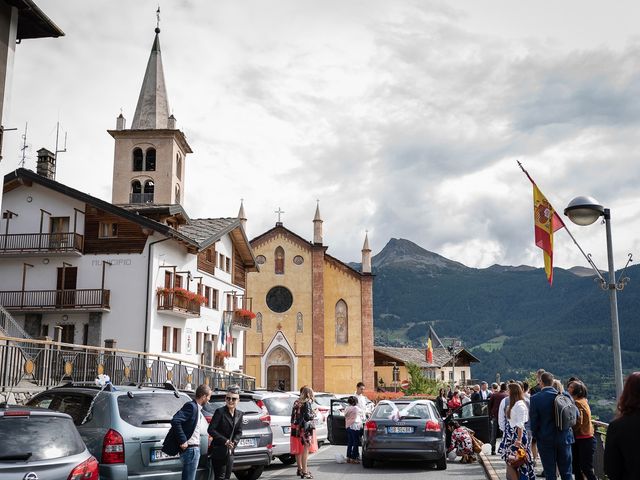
xmin=371 ymin=238 xmax=640 ymax=421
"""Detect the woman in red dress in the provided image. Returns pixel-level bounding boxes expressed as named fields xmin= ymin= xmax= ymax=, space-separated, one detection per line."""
xmin=290 ymin=386 xmax=318 ymax=479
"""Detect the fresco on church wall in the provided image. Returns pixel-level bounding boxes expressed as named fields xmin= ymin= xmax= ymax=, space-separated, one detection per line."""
xmin=336 ymin=299 xmax=348 ymax=344
xmin=275 ymin=246 xmax=284 ymax=274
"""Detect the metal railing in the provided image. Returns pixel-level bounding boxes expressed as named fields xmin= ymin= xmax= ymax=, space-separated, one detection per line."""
xmin=224 ymin=310 xmax=252 ymax=330
xmin=0 ymin=232 xmax=84 ymax=254
xmin=129 ymin=192 xmax=154 ymax=204
xmin=0 ymin=335 xmax=255 ymax=393
xmin=0 ymin=289 xmax=110 ymax=311
xmin=0 ymin=305 xmax=32 ymax=340
xmin=157 ymin=292 xmax=201 ymax=316
xmin=593 ymin=420 xmax=608 ymax=479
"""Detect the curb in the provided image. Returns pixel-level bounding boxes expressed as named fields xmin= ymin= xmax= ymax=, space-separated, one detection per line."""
xmin=478 ymin=452 xmax=501 ymax=480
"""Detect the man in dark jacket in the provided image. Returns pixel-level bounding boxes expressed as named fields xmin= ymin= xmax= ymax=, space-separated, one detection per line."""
xmin=488 ymin=382 xmax=507 ymax=455
xmin=163 ymin=384 xmax=211 ymax=480
xmin=530 ymin=372 xmax=574 ymax=480
xmin=208 ymin=385 xmax=244 ymax=480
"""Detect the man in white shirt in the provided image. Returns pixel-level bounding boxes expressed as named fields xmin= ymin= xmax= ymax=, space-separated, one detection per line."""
xmin=480 ymin=381 xmax=491 ymax=400
xmin=355 ymin=382 xmax=371 ymax=417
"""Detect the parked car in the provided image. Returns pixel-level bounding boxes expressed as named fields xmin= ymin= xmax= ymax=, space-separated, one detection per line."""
xmin=204 ymin=391 xmax=273 ymax=480
xmin=360 ymin=399 xmax=446 ymax=469
xmin=27 ymin=382 xmax=209 ymax=479
xmin=286 ymin=391 xmax=328 ymax=445
xmin=249 ymin=391 xmax=298 ymax=465
xmin=0 ymin=406 xmax=99 ymax=480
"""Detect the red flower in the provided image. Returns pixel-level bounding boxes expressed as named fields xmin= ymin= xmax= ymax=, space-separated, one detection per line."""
xmin=235 ymin=308 xmax=256 ymax=319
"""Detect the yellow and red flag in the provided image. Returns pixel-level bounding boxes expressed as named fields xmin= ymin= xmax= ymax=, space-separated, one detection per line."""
xmin=426 ymin=333 xmax=433 ymax=364
xmin=531 ymin=182 xmax=565 ymax=284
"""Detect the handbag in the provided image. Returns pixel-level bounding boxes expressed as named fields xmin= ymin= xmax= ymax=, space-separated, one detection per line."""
xmin=507 ymin=446 xmax=527 ymax=468
xmin=471 ymin=434 xmax=483 ymax=454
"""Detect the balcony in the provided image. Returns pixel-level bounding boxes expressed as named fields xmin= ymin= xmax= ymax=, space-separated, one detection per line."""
xmin=129 ymin=193 xmax=154 ymax=204
xmin=0 ymin=233 xmax=84 ymax=256
xmin=224 ymin=309 xmax=254 ymax=331
xmin=0 ymin=289 xmax=110 ymax=313
xmin=157 ymin=291 xmax=201 ymax=318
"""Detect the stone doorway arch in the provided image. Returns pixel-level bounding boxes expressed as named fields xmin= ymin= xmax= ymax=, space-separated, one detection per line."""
xmin=266 ymin=347 xmax=292 ymax=391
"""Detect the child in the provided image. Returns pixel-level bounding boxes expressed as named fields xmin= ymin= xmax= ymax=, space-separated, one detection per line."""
xmin=344 ymin=396 xmax=363 ymax=463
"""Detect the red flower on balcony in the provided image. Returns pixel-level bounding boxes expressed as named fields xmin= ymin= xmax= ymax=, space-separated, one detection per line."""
xmin=235 ymin=308 xmax=256 ymax=319
xmin=215 ymin=350 xmax=231 ymax=359
xmin=156 ymin=287 xmax=207 ymax=306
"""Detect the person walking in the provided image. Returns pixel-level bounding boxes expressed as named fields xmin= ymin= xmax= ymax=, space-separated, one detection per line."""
xmin=208 ymin=386 xmax=244 ymax=480
xmin=499 ymin=383 xmax=535 ymax=480
xmin=604 ymin=372 xmax=640 ymax=480
xmin=436 ymin=387 xmax=449 ymax=418
xmin=530 ymin=372 xmax=573 ymax=480
xmin=162 ymin=384 xmax=211 ymax=480
xmin=568 ymin=381 xmax=596 ymax=480
xmin=489 ymin=382 xmax=508 ymax=455
xmin=344 ymin=396 xmax=363 ymax=463
xmin=290 ymin=386 xmax=318 ymax=479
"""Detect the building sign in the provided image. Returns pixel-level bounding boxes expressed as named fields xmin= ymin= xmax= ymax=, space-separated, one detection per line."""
xmin=185 ymin=328 xmax=193 ymax=354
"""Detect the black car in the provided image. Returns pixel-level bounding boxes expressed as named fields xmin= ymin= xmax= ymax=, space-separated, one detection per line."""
xmin=203 ymin=391 xmax=273 ymax=480
xmin=0 ymin=406 xmax=99 ymax=480
xmin=445 ymin=399 xmax=490 ymax=444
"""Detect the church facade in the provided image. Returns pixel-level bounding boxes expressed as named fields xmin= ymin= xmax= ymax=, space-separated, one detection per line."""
xmin=243 ymin=207 xmax=374 ymax=393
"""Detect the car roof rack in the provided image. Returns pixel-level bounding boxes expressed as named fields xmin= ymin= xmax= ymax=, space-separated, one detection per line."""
xmin=54 ymin=381 xmax=115 ymax=392
xmin=135 ymin=382 xmax=180 ymax=393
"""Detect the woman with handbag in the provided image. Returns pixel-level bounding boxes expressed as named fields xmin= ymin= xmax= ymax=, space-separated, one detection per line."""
xmin=499 ymin=383 xmax=535 ymax=480
xmin=290 ymin=386 xmax=318 ymax=479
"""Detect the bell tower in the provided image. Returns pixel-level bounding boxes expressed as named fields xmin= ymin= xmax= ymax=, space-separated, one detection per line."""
xmin=109 ymin=18 xmax=192 ymax=206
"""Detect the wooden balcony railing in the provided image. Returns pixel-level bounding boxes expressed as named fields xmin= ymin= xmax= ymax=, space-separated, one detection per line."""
xmin=157 ymin=291 xmax=201 ymax=317
xmin=0 ymin=232 xmax=83 ymax=254
xmin=0 ymin=289 xmax=110 ymax=311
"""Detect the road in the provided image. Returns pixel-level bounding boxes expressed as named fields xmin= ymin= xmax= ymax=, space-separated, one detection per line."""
xmin=260 ymin=444 xmax=488 ymax=480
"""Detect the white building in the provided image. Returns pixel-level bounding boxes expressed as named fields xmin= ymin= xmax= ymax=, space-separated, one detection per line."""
xmin=0 ymin=25 xmax=258 ymax=371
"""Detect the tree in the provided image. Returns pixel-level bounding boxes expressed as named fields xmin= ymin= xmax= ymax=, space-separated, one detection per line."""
xmin=405 ymin=362 xmax=446 ymax=395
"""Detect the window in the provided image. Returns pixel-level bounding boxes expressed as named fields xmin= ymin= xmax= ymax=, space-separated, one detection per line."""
xmin=226 ymin=294 xmax=233 ymax=311
xmin=82 ymin=324 xmax=89 ymax=345
xmin=211 ymin=289 xmax=218 ymax=310
xmin=225 ymin=257 xmax=231 ymax=273
xmin=176 ymin=154 xmax=182 ymax=180
xmin=218 ymin=253 xmax=224 ymax=270
xmin=275 ymin=246 xmax=285 ymax=274
xmin=175 ymin=184 xmax=180 ymax=204
xmin=162 ymin=326 xmax=170 ymax=352
xmin=335 ymin=299 xmax=348 ymax=344
xmin=172 ymin=327 xmax=181 ymax=353
xmin=131 ymin=180 xmax=142 ymax=194
xmin=461 ymin=370 xmax=466 ymax=382
xmin=99 ymin=222 xmax=118 ymax=238
xmin=232 ymin=337 xmax=237 ymax=357
xmin=266 ymin=286 xmax=293 ymax=313
xmin=175 ymin=275 xmax=183 ymax=289
xmin=145 ymin=148 xmax=156 ymax=171
xmin=164 ymin=271 xmax=172 ymax=288
xmin=204 ymin=286 xmax=211 ymax=308
xmin=144 ymin=180 xmax=155 ymax=203
xmin=133 ymin=148 xmax=143 ymax=171
xmin=206 ymin=249 xmax=212 ymax=262
xmin=449 ymin=371 xmax=454 ymax=381
xmin=441 ymin=371 xmax=445 ymax=381
xmin=42 ymin=324 xmax=49 ymax=337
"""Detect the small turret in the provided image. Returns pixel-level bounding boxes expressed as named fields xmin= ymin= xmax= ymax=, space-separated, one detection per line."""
xmin=238 ymin=199 xmax=247 ymax=230
xmin=313 ymin=201 xmax=323 ymax=245
xmin=361 ymin=231 xmax=371 ymax=273
xmin=116 ymin=113 xmax=126 ymax=130
xmin=167 ymin=114 xmax=176 ymax=129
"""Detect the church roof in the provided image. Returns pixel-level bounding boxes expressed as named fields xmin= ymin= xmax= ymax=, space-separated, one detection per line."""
xmin=131 ymin=29 xmax=171 ymax=130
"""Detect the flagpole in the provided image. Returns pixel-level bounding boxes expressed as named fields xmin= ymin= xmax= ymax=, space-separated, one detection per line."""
xmin=517 ymin=161 xmax=606 ymax=283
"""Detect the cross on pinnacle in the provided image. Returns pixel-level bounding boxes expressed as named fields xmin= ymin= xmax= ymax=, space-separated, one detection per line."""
xmin=275 ymin=207 xmax=285 ymax=224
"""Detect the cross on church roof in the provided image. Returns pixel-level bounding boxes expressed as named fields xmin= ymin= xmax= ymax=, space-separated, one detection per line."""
xmin=275 ymin=207 xmax=285 ymax=225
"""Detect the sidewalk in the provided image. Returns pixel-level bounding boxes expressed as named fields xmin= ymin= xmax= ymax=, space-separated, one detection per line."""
xmin=479 ymin=443 xmax=545 ymax=480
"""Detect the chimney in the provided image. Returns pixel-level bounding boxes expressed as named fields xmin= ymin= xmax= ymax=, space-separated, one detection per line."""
xmin=116 ymin=113 xmax=126 ymax=130
xmin=36 ymin=148 xmax=56 ymax=180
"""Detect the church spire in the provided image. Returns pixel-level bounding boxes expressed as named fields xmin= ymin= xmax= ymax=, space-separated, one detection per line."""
xmin=131 ymin=11 xmax=171 ymax=130
xmin=361 ymin=231 xmax=372 ymax=273
xmin=313 ymin=201 xmax=323 ymax=245
xmin=238 ymin=199 xmax=247 ymax=230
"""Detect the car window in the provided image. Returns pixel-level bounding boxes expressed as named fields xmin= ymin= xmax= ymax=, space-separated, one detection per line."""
xmin=57 ymin=394 xmax=93 ymax=425
xmin=27 ymin=394 xmax=55 ymax=410
xmin=262 ymin=396 xmax=295 ymax=416
xmin=117 ymin=393 xmax=190 ymax=428
xmin=0 ymin=415 xmax=85 ymax=461
xmin=458 ymin=401 xmax=488 ymax=419
xmin=372 ymin=402 xmax=433 ymax=419
xmin=204 ymin=398 xmax=261 ymax=416
xmin=314 ymin=396 xmax=333 ymax=407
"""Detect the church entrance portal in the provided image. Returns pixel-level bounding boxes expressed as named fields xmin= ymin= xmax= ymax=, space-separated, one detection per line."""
xmin=266 ymin=346 xmax=293 ymax=390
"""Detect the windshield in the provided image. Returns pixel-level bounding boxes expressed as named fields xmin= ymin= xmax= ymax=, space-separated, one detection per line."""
xmin=117 ymin=393 xmax=190 ymax=428
xmin=372 ymin=402 xmax=435 ymax=420
xmin=0 ymin=415 xmax=85 ymax=461
xmin=314 ymin=395 xmax=334 ymax=407
xmin=263 ymin=396 xmax=296 ymax=416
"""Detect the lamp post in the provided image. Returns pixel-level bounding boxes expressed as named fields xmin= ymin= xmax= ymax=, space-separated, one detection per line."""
xmin=564 ymin=196 xmax=624 ymax=398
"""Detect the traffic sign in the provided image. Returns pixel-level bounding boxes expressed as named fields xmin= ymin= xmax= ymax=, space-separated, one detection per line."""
xmin=400 ymin=379 xmax=410 ymax=390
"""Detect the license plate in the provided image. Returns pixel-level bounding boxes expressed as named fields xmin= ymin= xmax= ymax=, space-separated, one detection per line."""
xmin=151 ymin=448 xmax=180 ymax=462
xmin=387 ymin=426 xmax=414 ymax=434
xmin=283 ymin=426 xmax=291 ymax=434
xmin=237 ymin=437 xmax=257 ymax=448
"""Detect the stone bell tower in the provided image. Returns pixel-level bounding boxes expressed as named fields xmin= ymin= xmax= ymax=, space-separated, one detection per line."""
xmin=109 ymin=22 xmax=192 ymax=206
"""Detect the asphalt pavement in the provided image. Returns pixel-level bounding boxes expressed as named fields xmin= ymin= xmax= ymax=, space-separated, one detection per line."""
xmin=261 ymin=443 xmax=488 ymax=480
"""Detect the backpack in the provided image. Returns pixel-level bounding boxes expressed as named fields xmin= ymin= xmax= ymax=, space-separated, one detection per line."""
xmin=554 ymin=392 xmax=577 ymax=430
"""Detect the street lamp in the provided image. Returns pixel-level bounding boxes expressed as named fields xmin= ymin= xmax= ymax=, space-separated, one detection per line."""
xmin=564 ymin=196 xmax=624 ymax=398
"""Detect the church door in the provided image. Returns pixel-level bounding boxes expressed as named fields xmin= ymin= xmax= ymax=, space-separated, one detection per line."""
xmin=267 ymin=365 xmax=291 ymax=391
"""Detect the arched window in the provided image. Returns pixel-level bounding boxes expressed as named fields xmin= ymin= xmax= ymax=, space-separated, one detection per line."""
xmin=275 ymin=246 xmax=285 ymax=274
xmin=335 ymin=300 xmax=348 ymax=344
xmin=144 ymin=180 xmax=154 ymax=203
xmin=131 ymin=180 xmax=142 ymax=203
xmin=176 ymin=154 xmax=182 ymax=180
xmin=132 ymin=148 xmax=143 ymax=171
xmin=296 ymin=312 xmax=303 ymax=333
xmin=175 ymin=184 xmax=181 ymax=204
xmin=145 ymin=148 xmax=156 ymax=171
xmin=256 ymin=313 xmax=262 ymax=333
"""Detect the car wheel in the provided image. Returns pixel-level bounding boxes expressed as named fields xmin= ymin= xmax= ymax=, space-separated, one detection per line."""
xmin=436 ymin=454 xmax=447 ymax=470
xmin=278 ymin=454 xmax=297 ymax=465
xmin=362 ymin=455 xmax=374 ymax=468
xmin=235 ymin=466 xmax=265 ymax=480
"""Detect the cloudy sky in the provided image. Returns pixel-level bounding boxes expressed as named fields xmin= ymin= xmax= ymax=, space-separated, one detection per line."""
xmin=3 ymin=0 xmax=640 ymax=274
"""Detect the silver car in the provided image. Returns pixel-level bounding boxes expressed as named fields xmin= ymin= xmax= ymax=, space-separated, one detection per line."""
xmin=253 ymin=392 xmax=298 ymax=464
xmin=27 ymin=383 xmax=209 ymax=479
xmin=0 ymin=406 xmax=98 ymax=480
xmin=285 ymin=391 xmax=328 ymax=445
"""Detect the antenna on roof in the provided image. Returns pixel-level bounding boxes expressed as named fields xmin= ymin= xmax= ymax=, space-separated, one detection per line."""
xmin=19 ymin=122 xmax=29 ymax=168
xmin=54 ymin=121 xmax=67 ymax=161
